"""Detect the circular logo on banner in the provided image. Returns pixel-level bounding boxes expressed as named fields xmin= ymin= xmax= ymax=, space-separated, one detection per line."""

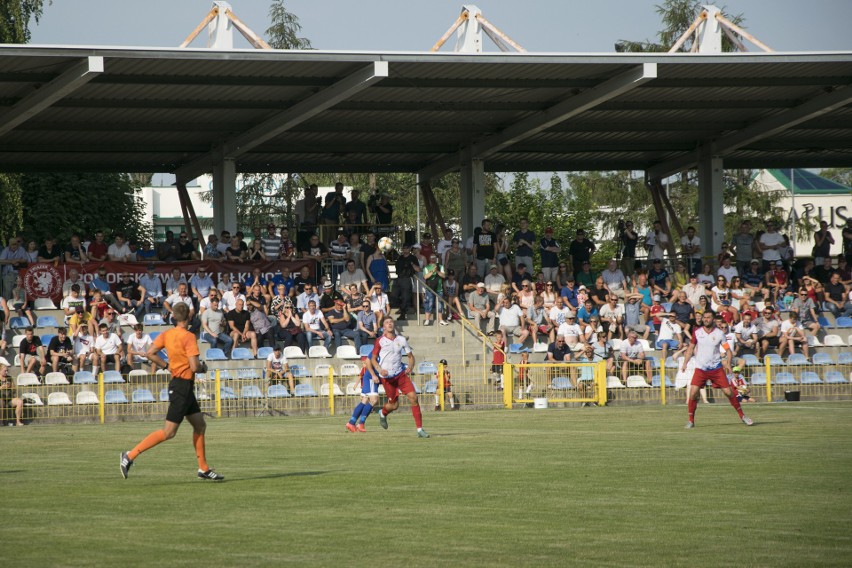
xmin=24 ymin=263 xmax=63 ymax=300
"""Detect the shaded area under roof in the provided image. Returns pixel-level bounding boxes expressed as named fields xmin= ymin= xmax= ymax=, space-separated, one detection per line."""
xmin=0 ymin=46 xmax=851 ymax=177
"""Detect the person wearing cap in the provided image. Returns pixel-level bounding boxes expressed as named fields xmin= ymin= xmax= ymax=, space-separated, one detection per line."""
xmin=418 ymin=233 xmax=435 ymax=262
xmin=540 ymin=227 xmax=560 ymax=283
xmin=484 ymin=264 xmax=506 ymax=304
xmin=267 ymin=344 xmax=296 ymax=392
xmin=510 ymin=263 xmax=531 ymax=294
xmin=0 ymin=357 xmax=25 ymax=426
xmin=69 ymin=305 xmax=92 ymax=337
xmin=556 ymin=312 xmax=582 ymax=350
xmin=647 ymin=258 xmax=672 ymax=300
xmin=468 ymin=282 xmax=495 ymax=334
xmin=318 ymin=281 xmax=343 ymax=315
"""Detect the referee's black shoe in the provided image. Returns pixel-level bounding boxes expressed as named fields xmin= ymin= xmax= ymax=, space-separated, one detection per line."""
xmin=197 ymin=469 xmax=225 ymax=481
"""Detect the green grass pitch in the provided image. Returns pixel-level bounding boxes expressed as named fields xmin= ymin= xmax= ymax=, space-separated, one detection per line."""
xmin=1 ymin=403 xmax=851 ymax=567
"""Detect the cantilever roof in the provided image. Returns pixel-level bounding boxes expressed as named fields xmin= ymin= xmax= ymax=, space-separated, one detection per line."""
xmin=0 ymin=46 xmax=850 ymax=178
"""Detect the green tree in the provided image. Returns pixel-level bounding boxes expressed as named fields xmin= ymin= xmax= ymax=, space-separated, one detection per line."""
xmin=820 ymin=168 xmax=852 ymax=188
xmin=266 ymin=0 xmax=312 ymax=49
xmin=0 ymin=173 xmax=24 ymax=243
xmin=0 ymin=0 xmax=47 ymax=43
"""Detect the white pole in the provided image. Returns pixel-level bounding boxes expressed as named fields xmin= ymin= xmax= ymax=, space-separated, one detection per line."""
xmin=415 ymin=174 xmax=422 ymax=245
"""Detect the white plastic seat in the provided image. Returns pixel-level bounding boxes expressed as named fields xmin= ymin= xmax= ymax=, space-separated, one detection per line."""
xmin=44 ymin=372 xmax=69 ymax=385
xmin=823 ymin=334 xmax=843 ymax=347
xmin=638 ymin=339 xmax=654 ymax=352
xmin=610 ymin=338 xmax=622 ymax=351
xmin=47 ymin=392 xmax=73 ymax=406
xmin=345 ymin=381 xmax=359 ymax=395
xmin=626 ymin=375 xmax=651 ymax=388
xmin=533 ymin=342 xmax=549 ymax=353
xmin=21 ymin=393 xmax=44 ymax=406
xmin=11 ymin=334 xmax=26 ymax=348
xmin=308 ymin=346 xmax=332 ymax=358
xmin=314 ymin=364 xmax=332 ymax=377
xmin=34 ymin=298 xmax=57 ymax=310
xmin=16 ymin=373 xmax=40 ymax=387
xmin=606 ymin=375 xmax=625 ymax=388
xmin=335 ymin=345 xmax=359 ymax=359
xmin=76 ymin=390 xmax=99 ymax=404
xmin=283 ymin=346 xmax=306 ymax=359
xmin=128 ymin=369 xmax=150 ymax=378
xmin=339 ymin=363 xmax=360 ymax=377
xmin=320 ymin=383 xmax=345 ymax=396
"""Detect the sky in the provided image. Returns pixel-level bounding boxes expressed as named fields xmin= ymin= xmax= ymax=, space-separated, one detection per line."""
xmin=28 ymin=0 xmax=852 ymax=53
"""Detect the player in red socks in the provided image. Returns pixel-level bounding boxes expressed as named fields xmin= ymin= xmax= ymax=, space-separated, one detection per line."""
xmin=681 ymin=311 xmax=753 ymax=429
xmin=371 ymin=318 xmax=429 ymax=438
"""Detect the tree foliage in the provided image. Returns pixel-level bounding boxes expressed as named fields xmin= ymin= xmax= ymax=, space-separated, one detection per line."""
xmin=19 ymin=173 xmax=152 ymax=245
xmin=820 ymin=168 xmax=852 ymax=188
xmin=0 ymin=174 xmax=24 ymax=244
xmin=265 ymin=0 xmax=311 ymax=49
xmin=0 ymin=0 xmax=47 ymax=43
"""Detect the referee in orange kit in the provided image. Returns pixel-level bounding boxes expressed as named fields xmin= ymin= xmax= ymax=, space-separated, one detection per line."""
xmin=120 ymin=302 xmax=223 ymax=481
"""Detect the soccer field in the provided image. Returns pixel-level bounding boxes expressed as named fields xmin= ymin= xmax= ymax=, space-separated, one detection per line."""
xmin=2 ymin=404 xmax=851 ymax=567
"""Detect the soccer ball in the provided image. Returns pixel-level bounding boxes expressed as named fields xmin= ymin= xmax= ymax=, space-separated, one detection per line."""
xmin=377 ymin=236 xmax=394 ymax=253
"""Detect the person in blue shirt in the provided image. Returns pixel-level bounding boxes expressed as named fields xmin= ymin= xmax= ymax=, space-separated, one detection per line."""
xmin=576 ymin=299 xmax=599 ymax=324
xmin=560 ymin=275 xmax=579 ymax=309
xmin=346 ymin=356 xmax=379 ymax=433
xmin=268 ymin=267 xmax=295 ymax=298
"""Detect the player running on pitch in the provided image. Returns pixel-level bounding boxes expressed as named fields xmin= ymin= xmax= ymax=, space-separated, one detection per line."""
xmin=119 ymin=302 xmax=224 ymax=480
xmin=346 ymin=356 xmax=379 ymax=432
xmin=372 ymin=318 xmax=429 ymax=438
xmin=681 ymin=311 xmax=753 ymax=429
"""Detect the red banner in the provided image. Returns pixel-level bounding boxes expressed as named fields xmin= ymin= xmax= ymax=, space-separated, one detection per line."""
xmin=21 ymin=259 xmax=318 ymax=302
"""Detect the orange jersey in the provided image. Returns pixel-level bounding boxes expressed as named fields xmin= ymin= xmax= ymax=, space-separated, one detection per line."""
xmin=153 ymin=326 xmax=199 ymax=380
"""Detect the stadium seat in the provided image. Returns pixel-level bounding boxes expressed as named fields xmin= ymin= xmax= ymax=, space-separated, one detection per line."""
xmin=204 ymin=348 xmax=227 ymax=361
xmin=314 ymin=364 xmax=332 ymax=378
xmin=835 ymin=317 xmax=852 ymax=328
xmin=648 ymin=357 xmax=660 ymax=369
xmin=750 ymin=372 xmax=767 ymax=386
xmin=812 ymin=353 xmax=834 ymax=366
xmin=284 ymin=346 xmax=306 ymax=359
xmin=241 ymin=385 xmax=263 ymax=399
xmin=377 ymin=384 xmax=386 ymax=395
xmin=626 ymin=375 xmax=651 ymax=387
xmin=754 ymin=301 xmax=765 ymax=312
xmin=509 ymin=343 xmax=530 ymax=354
xmin=76 ymin=390 xmax=99 ymax=405
xmin=16 ymin=373 xmax=40 ymax=387
xmin=550 ymin=376 xmax=574 ymax=390
xmin=238 ymin=369 xmax=260 ymax=380
xmin=216 ymin=370 xmax=233 ymax=380
xmin=335 ymin=345 xmax=359 ymax=359
xmin=824 ymin=371 xmax=847 ymax=384
xmin=9 ymin=316 xmax=29 ymax=330
xmin=799 ymin=372 xmax=821 ymax=385
xmin=231 ymin=348 xmax=253 ymax=360
xmin=358 ymin=344 xmax=374 ymax=358
xmin=294 ymin=384 xmax=317 ymax=397
xmin=131 ymin=389 xmax=156 ymax=403
xmin=21 ymin=393 xmax=43 ymax=406
xmin=156 ymin=369 xmax=171 ymax=377
xmin=308 ymin=346 xmax=332 ymax=358
xmin=143 ymin=313 xmax=165 ymax=326
xmin=47 ymin=392 xmax=72 ymax=406
xmin=606 ymin=376 xmax=625 ymax=388
xmin=103 ymin=370 xmax=125 ymax=384
xmin=663 ymin=356 xmax=677 ymax=368
xmin=740 ymin=354 xmax=760 ymax=367
xmin=289 ymin=365 xmax=310 ymax=378
xmin=423 ymin=379 xmax=438 ymax=393
xmin=33 ymin=298 xmax=57 ymax=310
xmin=159 ymin=388 xmax=170 ymax=402
xmin=578 ymin=366 xmax=595 ymax=383
xmin=838 ymin=352 xmax=852 ymax=365
xmin=339 ymin=363 xmax=360 ymax=377
xmin=773 ymin=372 xmax=796 ymax=385
xmin=104 ymin=389 xmax=128 ymax=404
xmin=638 ymin=339 xmax=653 ymax=352
xmin=256 ymin=347 xmax=273 ymax=360
xmin=267 ymin=385 xmax=291 ymax=398
xmin=610 ymin=338 xmax=622 ymax=351
xmin=807 ymin=335 xmax=822 ymax=347
xmin=148 ymin=331 xmax=161 ymax=342
xmin=345 ymin=382 xmax=359 ymax=395
xmin=533 ymin=342 xmax=549 ymax=353
xmin=36 ymin=315 xmax=58 ymax=328
xmin=765 ymin=354 xmax=785 ymax=367
xmin=11 ymin=334 xmax=25 ymax=348
xmin=823 ymin=334 xmax=844 ymax=347
xmin=662 ymin=302 xmax=672 ymax=312
xmin=320 ymin=383 xmax=345 ymax=396
xmin=651 ymin=375 xmax=674 ymax=388
xmin=128 ymin=369 xmax=149 ymax=379
xmin=40 ymin=334 xmax=55 ymax=347
xmin=417 ymin=362 xmax=438 ymax=375
xmin=44 ymin=372 xmax=69 ymax=385
xmin=786 ymin=354 xmax=808 ymax=366
xmin=817 ymin=316 xmax=831 ymax=328
xmin=848 ymin=334 xmax=852 ymax=346
xmin=219 ymin=386 xmax=237 ymax=400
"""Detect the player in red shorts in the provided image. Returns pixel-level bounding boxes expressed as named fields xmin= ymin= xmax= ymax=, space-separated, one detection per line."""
xmin=680 ymin=311 xmax=753 ymax=429
xmin=372 ymin=318 xmax=429 ymax=438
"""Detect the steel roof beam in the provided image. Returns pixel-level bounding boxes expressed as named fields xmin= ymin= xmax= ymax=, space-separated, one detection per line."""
xmin=174 ymin=61 xmax=388 ymax=182
xmin=647 ymin=85 xmax=852 ymax=179
xmin=0 ymin=56 xmax=103 ymax=139
xmin=418 ymin=63 xmax=657 ymax=180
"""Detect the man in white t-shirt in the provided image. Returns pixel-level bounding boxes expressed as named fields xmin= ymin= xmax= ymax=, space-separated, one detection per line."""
xmin=656 ymin=313 xmax=683 ymax=362
xmin=266 ymin=345 xmax=295 ymax=391
xmin=302 ymin=300 xmax=332 ymax=350
xmin=601 ymin=260 xmax=627 ymax=299
xmin=126 ymin=323 xmax=158 ymax=372
xmin=556 ymin=314 xmax=583 ymax=349
xmin=645 ymin=220 xmax=669 ymax=263
xmin=680 ymin=226 xmax=702 ymax=274
xmin=497 ymin=297 xmax=528 ymax=345
xmin=779 ymin=311 xmax=809 ymax=359
xmin=619 ymin=331 xmax=652 ymax=384
xmin=221 ymin=282 xmax=246 ymax=313
xmin=733 ymin=312 xmax=759 ymax=357
xmin=757 ymin=220 xmax=785 ymax=272
xmin=717 ymin=256 xmax=739 ymax=285
xmin=599 ymin=295 xmax=625 ymax=340
xmin=94 ymin=323 xmax=123 ymax=375
xmin=547 ymin=296 xmax=574 ymax=342
xmin=107 ymin=234 xmax=134 ymax=262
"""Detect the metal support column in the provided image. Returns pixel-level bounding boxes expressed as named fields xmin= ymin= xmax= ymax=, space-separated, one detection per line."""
xmin=459 ymin=158 xmax=486 ymax=239
xmin=697 ymin=148 xmax=725 ymax=263
xmin=212 ymin=158 xmax=237 ymax=234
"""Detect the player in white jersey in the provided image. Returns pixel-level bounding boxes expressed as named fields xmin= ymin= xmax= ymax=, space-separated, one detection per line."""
xmin=680 ymin=311 xmax=753 ymax=429
xmin=371 ymin=318 xmax=429 ymax=438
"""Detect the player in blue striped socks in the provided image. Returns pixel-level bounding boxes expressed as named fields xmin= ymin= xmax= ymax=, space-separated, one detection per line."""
xmin=346 ymin=356 xmax=379 ymax=433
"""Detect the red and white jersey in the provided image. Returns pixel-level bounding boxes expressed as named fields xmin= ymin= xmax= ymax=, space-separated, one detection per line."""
xmin=729 ymin=373 xmax=748 ymax=391
xmin=690 ymin=326 xmax=729 ymax=371
xmin=372 ymin=334 xmax=411 ymax=378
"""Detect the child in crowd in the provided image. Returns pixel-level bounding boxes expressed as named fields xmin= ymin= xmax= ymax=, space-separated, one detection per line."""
xmin=491 ymin=335 xmax=506 ymax=389
xmin=729 ymin=365 xmax=754 ymax=403
xmin=517 ymin=351 xmax=531 ymax=398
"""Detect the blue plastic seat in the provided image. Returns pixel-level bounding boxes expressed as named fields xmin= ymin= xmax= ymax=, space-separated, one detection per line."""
xmin=9 ymin=316 xmax=29 ymax=330
xmin=578 ymin=366 xmax=595 ymax=382
xmin=824 ymin=371 xmax=847 ymax=384
xmin=40 ymin=334 xmax=55 ymax=347
xmin=73 ymin=371 xmax=96 ymax=384
xmin=765 ymin=354 xmax=785 ymax=367
xmin=294 ymin=383 xmax=317 ymax=397
xmin=551 ymin=377 xmax=573 ymax=390
xmin=132 ymin=388 xmax=156 ymax=403
xmin=241 ymin=385 xmax=263 ymax=399
xmin=359 ymin=344 xmax=374 ymax=358
xmin=219 ymin=386 xmax=237 ymax=400
xmin=104 ymin=389 xmax=128 ymax=404
xmin=740 ymin=354 xmax=760 ymax=367
xmin=835 ymin=317 xmax=852 ymax=328
xmin=812 ymin=353 xmax=833 ymax=366
xmin=257 ymin=347 xmax=273 ymax=360
xmin=648 ymin=357 xmax=660 ymax=369
xmin=799 ymin=372 xmax=821 ymax=385
xmin=773 ymin=372 xmax=796 ymax=385
xmin=663 ymin=356 xmax=677 ymax=368
xmin=103 ymin=370 xmax=125 ymax=384
xmin=231 ymin=348 xmax=253 ymax=360
xmin=839 ymin=352 xmax=852 ymax=365
xmin=290 ymin=365 xmax=310 ymax=378
xmin=817 ymin=316 xmax=831 ymax=328
xmin=267 ymin=385 xmax=291 ymax=398
xmin=423 ymin=379 xmax=438 ymax=393
xmin=750 ymin=372 xmax=767 ymax=386
xmin=662 ymin=302 xmax=672 ymax=312
xmin=216 ymin=370 xmax=233 ymax=380
xmin=148 ymin=331 xmax=161 ymax=342
xmin=205 ymin=348 xmax=227 ymax=361
xmin=159 ymin=388 xmax=170 ymax=401
xmin=36 ymin=315 xmax=58 ymax=328
xmin=417 ymin=362 xmax=438 ymax=375
xmin=651 ymin=374 xmax=674 ymax=388
xmin=786 ymin=354 xmax=808 ymax=366
xmin=509 ymin=343 xmax=530 ymax=354
xmin=143 ymin=313 xmax=165 ymax=326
